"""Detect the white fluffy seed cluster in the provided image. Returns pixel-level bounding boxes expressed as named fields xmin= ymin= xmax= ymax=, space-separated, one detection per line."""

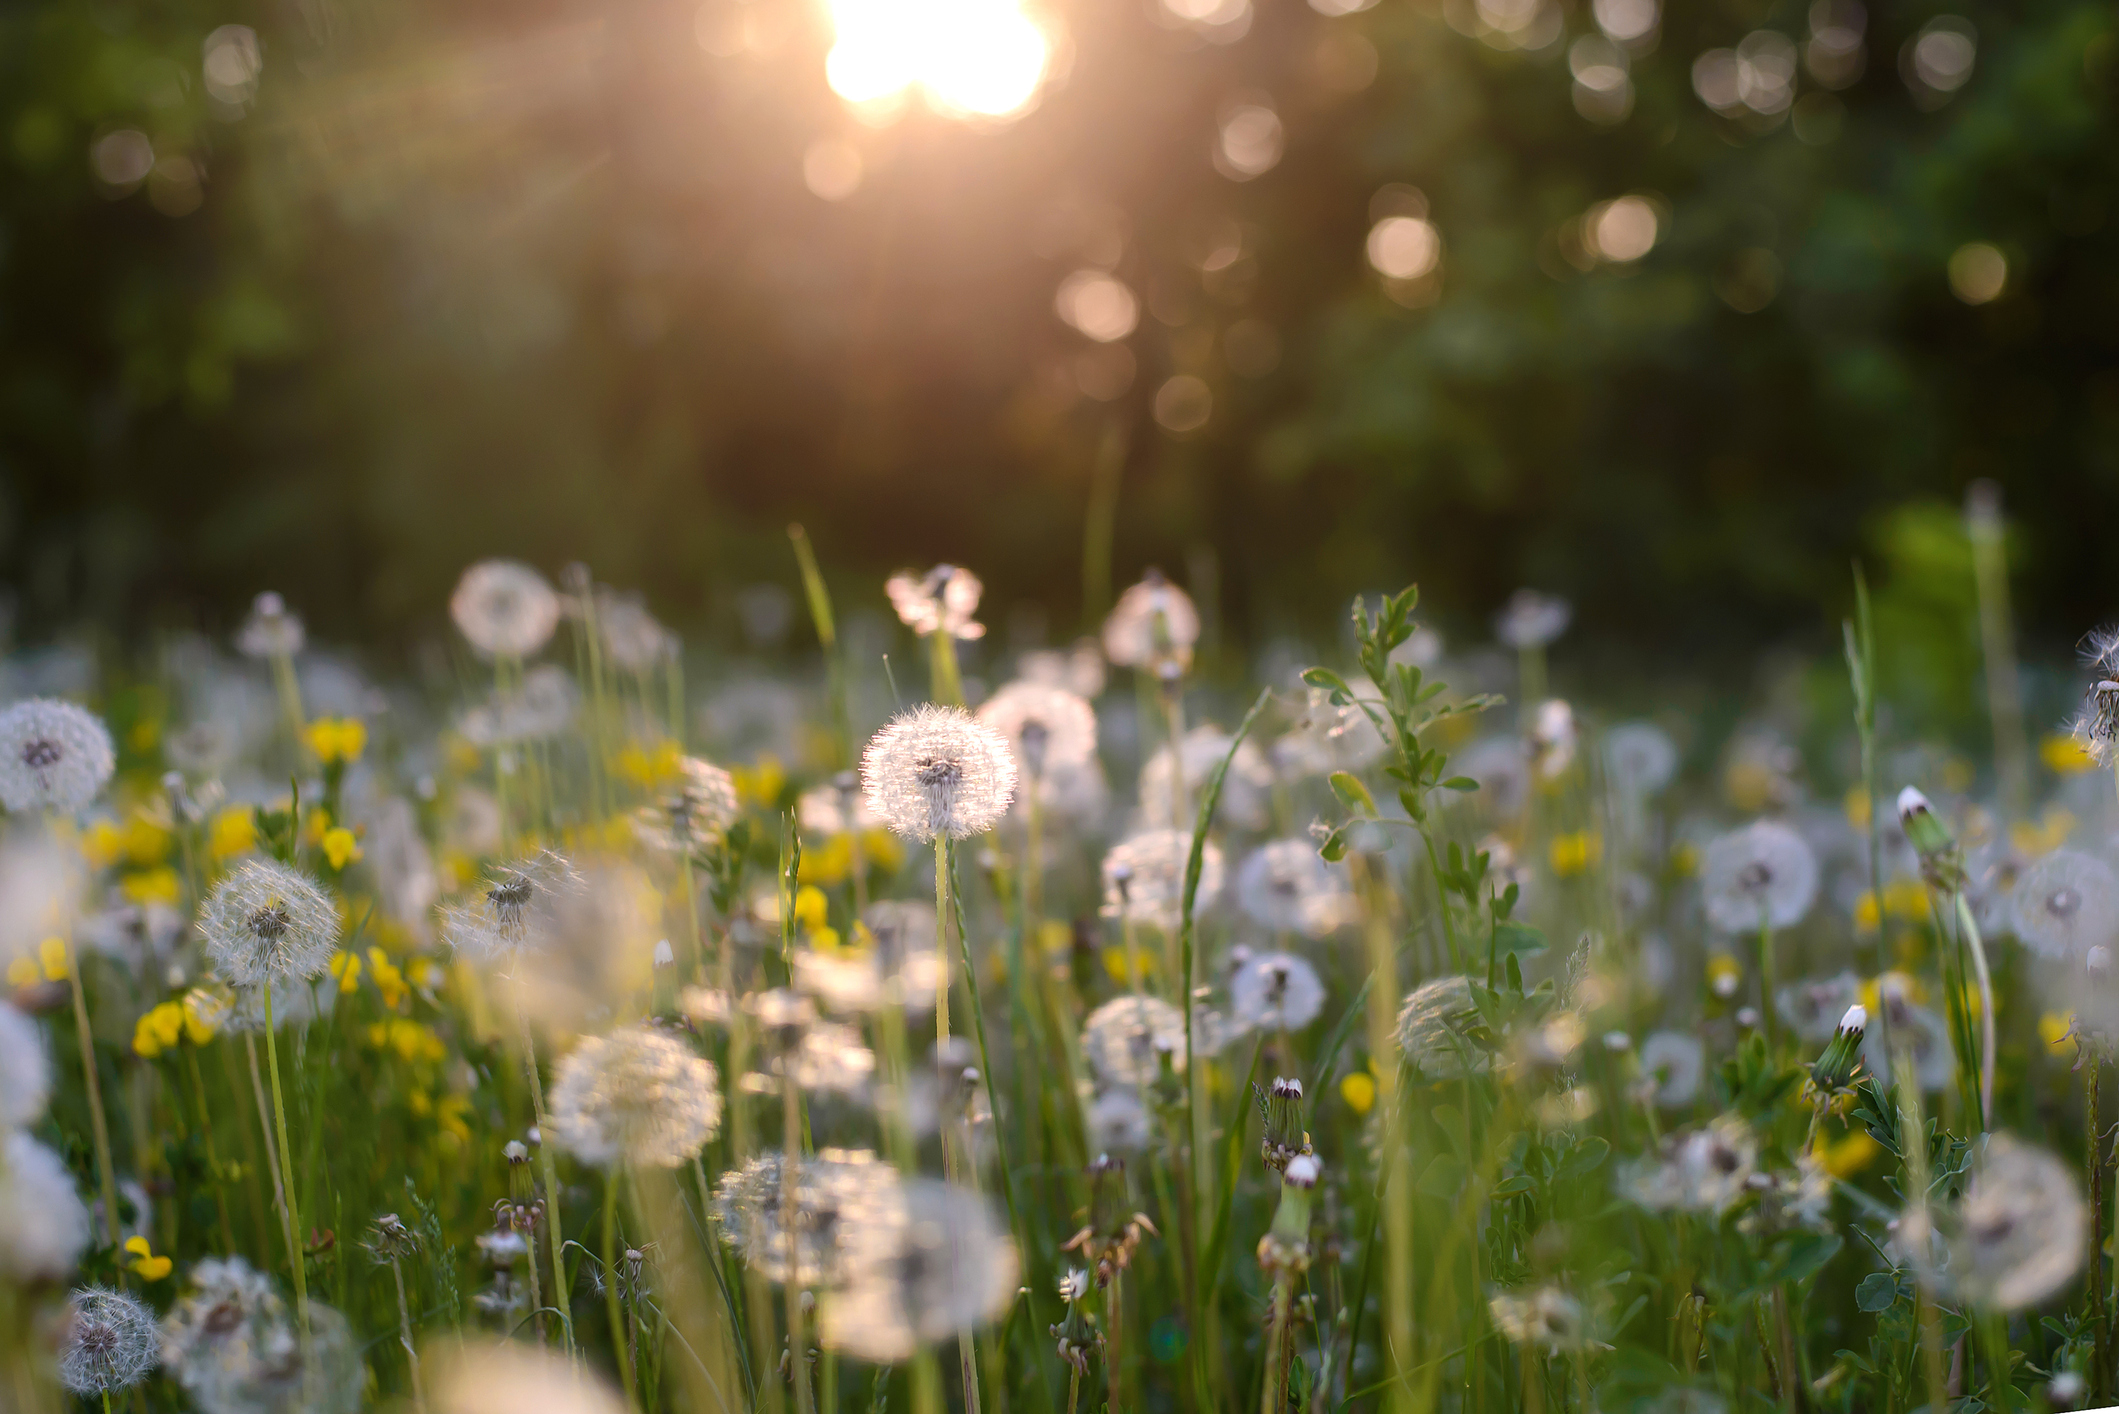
xmin=0 ymin=1000 xmax=50 ymax=1128
xmin=1229 ymin=951 xmax=1327 ymax=1033
xmin=1101 ymin=574 xmax=1200 ymax=673
xmin=451 ymin=559 xmax=561 ymax=659
xmin=1699 ymin=819 xmax=1819 ymax=934
xmin=1100 ymin=828 xmax=1224 ymax=933
xmin=58 ymin=1286 xmax=160 ymax=1395
xmin=1083 ymin=994 xmax=1188 ymax=1086
xmin=975 ymin=680 xmax=1098 ymax=778
xmin=549 ymin=1024 xmax=722 ymax=1168
xmin=0 ymin=697 xmax=115 ymax=814
xmin=442 ymin=851 xmax=583 ymax=963
xmin=860 ymin=704 xmax=1018 ymax=842
xmin=197 ymin=858 xmax=341 ymax=987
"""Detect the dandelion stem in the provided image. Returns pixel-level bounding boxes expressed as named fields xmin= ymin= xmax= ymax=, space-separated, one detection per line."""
xmin=2090 ymin=1055 xmax=2109 ymax=1405
xmin=604 ymin=1171 xmax=638 ymax=1409
xmin=391 ymin=1254 xmax=427 ymax=1414
xmin=930 ymin=630 xmax=965 ymax=710
xmin=63 ymin=947 xmax=123 ymax=1257
xmin=516 ymin=1001 xmax=577 ymax=1357
xmin=183 ymin=1044 xmax=239 ymax=1258
xmin=1353 ymin=855 xmax=1415 ymax=1414
xmin=1951 ymin=893 xmax=1997 ymax=1129
xmin=781 ymin=1076 xmax=814 ymax=1414
xmin=934 ymin=836 xmax=953 ymax=1046
xmin=1756 ymin=913 xmax=1778 ymax=1053
xmin=260 ymin=987 xmax=310 ymax=1346
xmin=1105 ymin=1269 xmax=1123 ymax=1414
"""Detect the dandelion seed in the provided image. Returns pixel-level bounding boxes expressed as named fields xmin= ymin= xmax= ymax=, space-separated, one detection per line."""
xmin=1635 ymin=1031 xmax=1703 ymax=1109
xmin=1623 ymin=1115 xmax=1758 ymax=1214
xmin=548 ymin=1024 xmax=722 ymax=1169
xmin=442 ymin=851 xmax=584 ymax=963
xmin=975 ymin=680 xmax=1098 ymax=778
xmin=1083 ymin=994 xmax=1188 ymax=1086
xmin=712 ymin=1148 xmax=903 ymax=1286
xmin=197 ymin=858 xmax=340 ymax=987
xmin=817 ymin=1179 xmax=1019 ymax=1363
xmin=451 ymin=560 xmax=561 ymax=659
xmin=1917 ymin=1134 xmax=2086 ymax=1310
xmin=1100 ymin=829 xmax=1224 ymax=933
xmin=1395 ymin=975 xmax=1488 ymax=1081
xmin=1230 ymin=951 xmax=1327 ymax=1032
xmin=1700 ymin=820 xmax=1819 ymax=933
xmin=634 ymin=756 xmax=740 ymax=855
xmin=1494 ymin=589 xmax=1572 ymax=650
xmin=1604 ymin=721 xmax=1678 ymax=799
xmin=1139 ymin=726 xmax=1273 ymax=831
xmin=234 ymin=592 xmax=304 ymax=659
xmin=1102 ymin=571 xmax=1200 ymax=676
xmin=2012 ymin=848 xmax=2119 ymax=960
xmin=0 ymin=698 xmax=114 ymax=815
xmin=160 ymin=1258 xmax=360 ymax=1414
xmin=0 ymin=999 xmax=50 ymax=1128
xmin=1775 ymin=971 xmax=1863 ymax=1045
xmin=1488 ymin=1285 xmax=1590 ymax=1352
xmin=430 ymin=1341 xmax=630 ymax=1414
xmin=886 ymin=565 xmax=988 ymax=641
xmin=860 ymin=705 xmax=1018 ymax=842
xmin=1737 ymin=1156 xmax=1834 ymax=1236
xmin=1235 ymin=840 xmax=1358 ymax=937
xmin=0 ymin=1131 xmax=90 ymax=1281
xmin=58 ymin=1286 xmax=160 ymax=1395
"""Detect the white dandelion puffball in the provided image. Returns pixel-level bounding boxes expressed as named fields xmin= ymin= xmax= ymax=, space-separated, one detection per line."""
xmin=1636 ymin=1031 xmax=1704 ymax=1109
xmin=2012 ymin=849 xmax=2119 ymax=960
xmin=1083 ymin=994 xmax=1188 ymax=1085
xmin=198 ymin=858 xmax=341 ymax=987
xmin=1103 ymin=573 xmax=1201 ymax=672
xmin=1235 ymin=839 xmax=1358 ymax=937
xmin=635 ymin=757 xmax=740 ymax=855
xmin=975 ymin=680 xmax=1098 ymax=777
xmin=1700 ymin=820 xmax=1819 ymax=933
xmin=1230 ymin=951 xmax=1327 ymax=1032
xmin=0 ymin=1000 xmax=50 ymax=1128
xmin=451 ymin=559 xmax=561 ymax=659
xmin=1397 ymin=975 xmax=1487 ymax=1081
xmin=442 ymin=851 xmax=585 ymax=963
xmin=0 ymin=698 xmax=115 ymax=815
xmin=1086 ymin=1087 xmax=1153 ymax=1153
xmin=860 ymin=705 xmax=1018 ymax=842
xmin=549 ymin=1024 xmax=722 ymax=1168
xmin=1495 ymin=589 xmax=1572 ymax=650
xmin=0 ymin=1130 xmax=91 ymax=1281
xmin=430 ymin=1341 xmax=629 ymax=1414
xmin=161 ymin=1261 xmax=360 ymax=1414
xmin=1603 ymin=722 xmax=1678 ymax=800
xmin=1139 ymin=726 xmax=1274 ymax=832
xmin=1939 ymin=1134 xmax=2086 ymax=1311
xmin=59 ymin=1287 xmax=161 ymax=1395
xmin=818 ymin=1179 xmax=1018 ymax=1364
xmin=886 ymin=565 xmax=987 ymax=641
xmin=234 ymin=591 xmax=305 ymax=660
xmin=1101 ymin=828 xmax=1225 ymax=933
xmin=713 ymin=1148 xmax=904 ymax=1286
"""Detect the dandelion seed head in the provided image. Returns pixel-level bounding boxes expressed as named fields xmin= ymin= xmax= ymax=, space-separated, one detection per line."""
xmin=2012 ymin=849 xmax=2119 ymax=960
xmin=1138 ymin=726 xmax=1273 ymax=832
xmin=443 ymin=851 xmax=584 ymax=963
xmin=1932 ymin=1134 xmax=2086 ymax=1310
xmin=1086 ymin=1088 xmax=1153 ymax=1152
xmin=1102 ymin=571 xmax=1200 ymax=674
xmin=1700 ymin=820 xmax=1819 ymax=933
xmin=886 ymin=565 xmax=988 ymax=641
xmin=1603 ymin=722 xmax=1678 ymax=800
xmin=1230 ymin=951 xmax=1327 ymax=1032
xmin=1774 ymin=971 xmax=1863 ymax=1045
xmin=235 ymin=592 xmax=304 ymax=659
xmin=1623 ymin=1115 xmax=1757 ymax=1214
xmin=1083 ymin=994 xmax=1188 ymax=1085
xmin=0 ymin=1000 xmax=50 ymax=1128
xmin=1488 ymin=1285 xmax=1589 ymax=1352
xmin=595 ymin=590 xmax=678 ymax=674
xmin=0 ymin=1132 xmax=89 ymax=1281
xmin=549 ymin=1024 xmax=722 ymax=1169
xmin=1101 ymin=829 xmax=1224 ymax=932
xmin=431 ymin=1342 xmax=630 ymax=1414
xmin=818 ymin=1179 xmax=1018 ymax=1363
xmin=713 ymin=1148 xmax=902 ymax=1286
xmin=198 ymin=859 xmax=339 ymax=987
xmin=634 ymin=757 xmax=739 ymax=855
xmin=975 ymin=680 xmax=1098 ymax=778
xmin=1272 ymin=689 xmax=1387 ymax=778
xmin=58 ymin=1286 xmax=160 ymax=1395
xmin=0 ymin=698 xmax=114 ymax=815
xmin=1018 ymin=638 xmax=1107 ymax=699
xmin=161 ymin=1260 xmax=360 ymax=1414
xmin=458 ymin=664 xmax=580 ymax=745
xmin=1396 ymin=975 xmax=1487 ymax=1081
xmin=1635 ymin=1031 xmax=1703 ymax=1109
xmin=861 ymin=705 xmax=1017 ymax=842
xmin=451 ymin=560 xmax=561 ymax=659
xmin=1494 ymin=589 xmax=1573 ymax=650
xmin=1235 ymin=840 xmax=1358 ymax=937
xmin=1457 ymin=737 xmax=1530 ymax=820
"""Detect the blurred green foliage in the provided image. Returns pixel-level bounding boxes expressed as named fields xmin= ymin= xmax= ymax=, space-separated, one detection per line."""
xmin=1 ymin=0 xmax=2115 ymax=659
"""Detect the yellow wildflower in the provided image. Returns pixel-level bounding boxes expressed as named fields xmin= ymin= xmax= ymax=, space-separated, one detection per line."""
xmin=1340 ymin=1071 xmax=1377 ymax=1114
xmin=1549 ymin=831 xmax=1603 ymax=878
xmin=38 ymin=938 xmax=69 ymax=983
xmin=1039 ymin=919 xmax=1073 ymax=957
xmin=322 ymin=827 xmax=363 ymax=870
xmin=181 ymin=987 xmax=228 ymax=1043
xmin=367 ymin=948 xmax=408 ymax=1010
xmin=800 ymin=833 xmax=854 ymax=886
xmin=209 ymin=806 xmax=257 ymax=862
xmin=732 ymin=754 xmax=787 ymax=807
xmin=614 ymin=739 xmax=683 ymax=789
xmin=436 ymin=1093 xmax=472 ymax=1146
xmin=1668 ymin=842 xmax=1699 ymax=879
xmin=406 ymin=956 xmax=443 ymax=994
xmin=5 ymin=956 xmax=35 ymax=989
xmin=124 ymin=1236 xmax=172 ymax=1282
xmin=122 ymin=813 xmax=171 ymax=867
xmin=1843 ymin=786 xmax=1873 ymax=830
xmin=121 ymin=868 xmax=181 ymax=907
xmin=2042 ymin=732 xmax=2098 ymax=776
xmin=793 ymin=885 xmax=829 ymax=933
xmin=1815 ymin=1129 xmax=1880 ymax=1179
xmin=132 ymin=1002 xmax=186 ymax=1058
xmin=306 ymin=718 xmax=368 ymax=765
xmin=329 ymin=951 xmax=364 ymax=993
xmin=2040 ymin=1012 xmax=2078 ymax=1054
xmin=1102 ymin=944 xmax=1157 ymax=985
xmin=81 ymin=819 xmax=125 ymax=871
xmin=2010 ymin=809 xmax=2075 ymax=858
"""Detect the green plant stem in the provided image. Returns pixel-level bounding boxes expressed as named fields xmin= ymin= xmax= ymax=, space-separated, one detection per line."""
xmin=1105 ymin=1270 xmax=1122 ymax=1414
xmin=1354 ymin=855 xmax=1415 ymax=1414
xmin=391 ymin=1254 xmax=427 ymax=1414
xmin=517 ymin=1002 xmax=576 ymax=1356
xmin=64 ymin=954 xmax=123 ymax=1256
xmin=2091 ymin=1055 xmax=2109 ymax=1405
xmin=933 ymin=836 xmax=953 ymax=1044
xmin=781 ymin=1077 xmax=814 ymax=1414
xmin=183 ymin=1045 xmax=239 ymax=1257
xmin=260 ymin=987 xmax=310 ymax=1345
xmin=929 ymin=630 xmax=965 ymax=709
xmin=1952 ymin=893 xmax=1997 ymax=1128
xmin=788 ymin=524 xmax=851 ymax=765
xmin=1262 ymin=1276 xmax=1293 ymax=1414
xmin=1757 ymin=915 xmax=1778 ymax=1053
xmin=604 ymin=1172 xmax=638 ymax=1409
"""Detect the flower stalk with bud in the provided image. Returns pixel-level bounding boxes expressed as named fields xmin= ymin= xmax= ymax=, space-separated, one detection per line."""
xmin=1899 ymin=786 xmax=1995 ymax=1127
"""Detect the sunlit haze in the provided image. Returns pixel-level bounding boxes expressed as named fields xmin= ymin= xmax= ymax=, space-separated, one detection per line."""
xmin=825 ymin=0 xmax=1053 ymax=118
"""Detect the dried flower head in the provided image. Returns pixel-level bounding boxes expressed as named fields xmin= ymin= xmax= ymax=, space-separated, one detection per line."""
xmin=235 ymin=591 xmax=305 ymax=659
xmin=1494 ymin=589 xmax=1572 ymax=650
xmin=1102 ymin=571 xmax=1200 ymax=675
xmin=2012 ymin=848 xmax=2119 ymax=960
xmin=1049 ymin=1266 xmax=1104 ymax=1374
xmin=443 ymin=851 xmax=585 ymax=964
xmin=1230 ymin=951 xmax=1327 ymax=1033
xmin=1235 ymin=840 xmax=1358 ymax=937
xmin=1700 ymin=820 xmax=1819 ymax=934
xmin=886 ymin=564 xmax=987 ymax=640
xmin=1083 ymin=994 xmax=1189 ymax=1086
xmin=0 ymin=1131 xmax=90 ymax=1281
xmin=451 ymin=560 xmax=561 ymax=659
xmin=160 ymin=1258 xmax=360 ymax=1414
xmin=1603 ymin=722 xmax=1678 ymax=800
xmin=0 ymin=999 xmax=50 ymax=1128
xmin=1623 ymin=1115 xmax=1758 ymax=1214
xmin=58 ymin=1286 xmax=160 ymax=1395
xmin=430 ymin=1342 xmax=630 ymax=1414
xmin=818 ymin=1179 xmax=1018 ymax=1363
xmin=0 ymin=698 xmax=115 ymax=814
xmin=975 ymin=680 xmax=1098 ymax=779
xmin=1489 ymin=1286 xmax=1590 ymax=1353
xmin=198 ymin=858 xmax=340 ymax=987
xmin=1396 ymin=975 xmax=1488 ymax=1081
xmin=549 ymin=1024 xmax=722 ymax=1168
xmin=634 ymin=756 xmax=739 ymax=856
xmin=1139 ymin=726 xmax=1273 ymax=832
xmin=1914 ymin=1134 xmax=2086 ymax=1310
xmin=713 ymin=1148 xmax=902 ymax=1285
xmin=1635 ymin=1031 xmax=1704 ymax=1109
xmin=1101 ymin=829 xmax=1224 ymax=933
xmin=860 ymin=705 xmax=1018 ymax=842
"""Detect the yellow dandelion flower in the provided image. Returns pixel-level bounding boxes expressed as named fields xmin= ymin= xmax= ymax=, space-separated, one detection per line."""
xmin=2040 ymin=1012 xmax=2077 ymax=1054
xmin=5 ymin=956 xmax=36 ymax=989
xmin=1039 ymin=919 xmax=1073 ymax=957
xmin=81 ymin=818 xmax=125 ymax=871
xmin=1815 ymin=1129 xmax=1880 ymax=1179
xmin=732 ymin=754 xmax=787 ymax=807
xmin=329 ymin=951 xmax=363 ymax=993
xmin=181 ymin=988 xmax=228 ymax=1044
xmin=209 ymin=806 xmax=257 ymax=862
xmin=124 ymin=1236 xmax=172 ymax=1282
xmin=305 ymin=717 xmax=369 ymax=765
xmin=1340 ymin=1071 xmax=1377 ymax=1114
xmin=1843 ymin=786 xmax=1872 ymax=831
xmin=367 ymin=948 xmax=408 ymax=1010
xmin=614 ymin=739 xmax=684 ymax=789
xmin=799 ymin=833 xmax=853 ymax=886
xmin=2011 ymin=809 xmax=2075 ymax=858
xmin=122 ymin=812 xmax=171 ymax=867
xmin=133 ymin=1002 xmax=185 ymax=1058
xmin=1549 ymin=831 xmax=1603 ymax=878
xmin=121 ymin=867 xmax=181 ymax=907
xmin=322 ymin=826 xmax=363 ymax=870
xmin=38 ymin=937 xmax=69 ymax=982
xmin=437 ymin=1094 xmax=473 ymax=1146
xmin=2043 ymin=732 xmax=2098 ymax=776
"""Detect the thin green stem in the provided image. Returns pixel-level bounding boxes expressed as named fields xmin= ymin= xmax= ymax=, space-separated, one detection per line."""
xmin=605 ymin=1172 xmax=638 ymax=1409
xmin=64 ymin=952 xmax=123 ymax=1256
xmin=260 ymin=987 xmax=310 ymax=1344
xmin=517 ymin=1001 xmax=576 ymax=1356
xmin=1952 ymin=893 xmax=1997 ymax=1129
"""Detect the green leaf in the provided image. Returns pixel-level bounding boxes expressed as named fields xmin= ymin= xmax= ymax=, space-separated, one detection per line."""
xmin=1328 ymin=771 xmax=1378 ymax=815
xmin=1319 ymin=829 xmax=1349 ymax=863
xmin=1440 ymin=776 xmax=1479 ymax=792
xmin=1556 ymin=1136 xmax=1610 ymax=1181
xmin=1301 ymin=667 xmax=1354 ymax=703
xmin=1492 ymin=920 xmax=1546 ymax=957
xmin=1490 ymin=1173 xmax=1536 ymax=1198
xmin=1417 ymin=1154 xmax=1467 ymax=1198
xmin=1855 ymin=1271 xmax=1899 ymax=1313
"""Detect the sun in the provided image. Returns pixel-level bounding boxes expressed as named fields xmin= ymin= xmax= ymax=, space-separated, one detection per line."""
xmin=824 ymin=0 xmax=1054 ymax=119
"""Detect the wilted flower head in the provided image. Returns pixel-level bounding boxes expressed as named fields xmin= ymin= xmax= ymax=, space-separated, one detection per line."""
xmin=0 ymin=698 xmax=114 ymax=815
xmin=58 ymin=1287 xmax=160 ymax=1395
xmin=1775 ymin=971 xmax=1863 ymax=1046
xmin=1396 ymin=975 xmax=1487 ymax=1081
xmin=1102 ymin=570 xmax=1200 ymax=676
xmin=1604 ymin=722 xmax=1678 ymax=800
xmin=429 ymin=1342 xmax=629 ymax=1414
xmin=1911 ymin=1134 xmax=2086 ymax=1311
xmin=817 ymin=1178 xmax=1019 ymax=1363
xmin=451 ymin=559 xmax=561 ymax=659
xmin=549 ymin=1024 xmax=722 ymax=1168
xmin=443 ymin=851 xmax=584 ymax=964
xmin=1101 ymin=829 xmax=1224 ymax=932
xmin=198 ymin=858 xmax=340 ymax=987
xmin=161 ymin=1259 xmax=359 ymax=1414
xmin=860 ymin=705 xmax=1018 ymax=842
xmin=1139 ymin=726 xmax=1273 ymax=831
xmin=886 ymin=564 xmax=987 ymax=641
xmin=1624 ymin=1115 xmax=1758 ymax=1214
xmin=1230 ymin=951 xmax=1327 ymax=1033
xmin=0 ymin=1131 xmax=89 ymax=1281
xmin=634 ymin=756 xmax=739 ymax=856
xmin=234 ymin=591 xmax=305 ymax=659
xmin=1488 ymin=1286 xmax=1590 ymax=1353
xmin=713 ymin=1148 xmax=904 ymax=1286
xmin=2012 ymin=849 xmax=2119 ymax=960
xmin=975 ymin=680 xmax=1097 ymax=778
xmin=1700 ymin=820 xmax=1819 ymax=933
xmin=1235 ymin=840 xmax=1358 ymax=937
xmin=1495 ymin=589 xmax=1572 ymax=650
xmin=1635 ymin=1031 xmax=1704 ymax=1109
xmin=1083 ymin=994 xmax=1188 ymax=1086
xmin=0 ymin=1000 xmax=50 ymax=1128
